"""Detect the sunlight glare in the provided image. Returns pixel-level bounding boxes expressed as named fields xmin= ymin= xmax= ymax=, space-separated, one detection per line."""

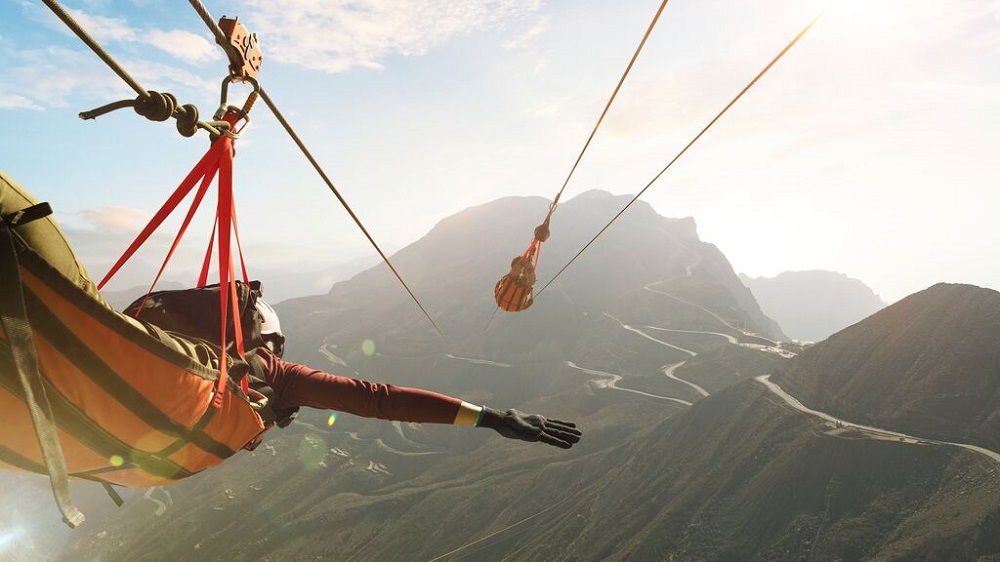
xmin=822 ymin=0 xmax=942 ymax=45
xmin=0 ymin=528 xmax=26 ymax=552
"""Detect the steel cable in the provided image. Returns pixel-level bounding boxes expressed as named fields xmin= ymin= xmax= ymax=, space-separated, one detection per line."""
xmin=187 ymin=0 xmax=444 ymax=337
xmin=536 ymin=11 xmax=826 ymax=299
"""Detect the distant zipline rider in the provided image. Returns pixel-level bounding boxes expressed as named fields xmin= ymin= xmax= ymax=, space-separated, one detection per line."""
xmin=494 ymin=216 xmax=550 ymax=311
xmin=492 ymin=0 xmax=669 ymax=313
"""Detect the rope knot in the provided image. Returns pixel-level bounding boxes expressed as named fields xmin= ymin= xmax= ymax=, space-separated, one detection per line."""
xmin=174 ymin=104 xmax=200 ymax=138
xmin=133 ymin=91 xmax=176 ymax=122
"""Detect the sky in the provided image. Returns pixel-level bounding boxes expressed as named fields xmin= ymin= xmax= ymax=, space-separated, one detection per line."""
xmin=1 ymin=0 xmax=997 ymax=304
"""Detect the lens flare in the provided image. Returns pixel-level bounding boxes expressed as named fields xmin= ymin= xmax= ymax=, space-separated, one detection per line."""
xmin=327 ymin=413 xmax=337 ymax=427
xmin=0 ymin=527 xmax=28 ymax=553
xmin=362 ymin=339 xmax=375 ymax=356
xmin=298 ymin=434 xmax=327 ymax=469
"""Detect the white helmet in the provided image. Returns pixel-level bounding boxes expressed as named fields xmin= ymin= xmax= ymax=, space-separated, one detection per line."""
xmin=255 ymin=298 xmax=285 ymax=357
xmin=255 ymin=299 xmax=281 ymax=335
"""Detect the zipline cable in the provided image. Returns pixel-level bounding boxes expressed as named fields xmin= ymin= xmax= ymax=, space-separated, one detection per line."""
xmin=40 ymin=0 xmax=147 ymax=97
xmin=41 ymin=0 xmax=442 ymax=336
xmin=258 ymin=87 xmax=444 ymax=337
xmin=187 ymin=0 xmax=444 ymax=337
xmin=490 ymin=0 xmax=670 ymax=318
xmin=40 ymin=0 xmax=231 ymax=138
xmin=535 ymin=10 xmax=825 ymax=299
xmin=547 ymin=0 xmax=670 ymax=213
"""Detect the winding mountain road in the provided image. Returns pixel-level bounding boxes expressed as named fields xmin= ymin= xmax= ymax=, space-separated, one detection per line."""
xmin=140 ymin=486 xmax=173 ymax=517
xmin=305 ymin=271 xmax=999 ymax=470
xmin=445 ymin=354 xmax=513 ymax=367
xmin=595 ymin=275 xmax=1000 ymax=469
xmin=664 ymin=361 xmax=709 ymax=398
xmin=756 ymin=375 xmax=1000 ymax=466
xmin=604 ymin=313 xmax=697 ymax=356
xmin=565 ymin=361 xmax=692 ymax=405
xmin=644 ymin=325 xmax=739 ymax=345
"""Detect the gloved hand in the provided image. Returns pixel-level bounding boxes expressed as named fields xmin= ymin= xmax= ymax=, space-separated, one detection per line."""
xmin=477 ymin=407 xmax=581 ymax=449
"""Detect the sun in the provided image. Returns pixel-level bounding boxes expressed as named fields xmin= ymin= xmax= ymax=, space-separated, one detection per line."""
xmin=827 ymin=0 xmax=956 ymax=43
xmin=819 ymin=0 xmax=947 ymax=46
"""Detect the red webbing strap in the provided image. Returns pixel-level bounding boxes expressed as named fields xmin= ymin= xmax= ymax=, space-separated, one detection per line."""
xmin=99 ymin=118 xmax=248 ymax=409
xmin=526 ymin=238 xmax=542 ymax=268
xmin=98 ymin=144 xmax=226 ymax=291
xmin=212 ymin=135 xmax=248 ymax=407
xmin=229 ymin=253 xmax=249 ymax=396
xmin=198 ymin=214 xmax=218 ymax=288
xmin=514 ymin=237 xmax=542 ymax=274
xmin=231 ymin=201 xmax=249 ymax=284
xmin=132 ymin=170 xmax=217 ymax=315
xmin=198 ymin=200 xmax=248 ymax=286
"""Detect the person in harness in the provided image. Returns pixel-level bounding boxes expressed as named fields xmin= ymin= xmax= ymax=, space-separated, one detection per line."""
xmin=1 ymin=170 xmax=581 ymax=458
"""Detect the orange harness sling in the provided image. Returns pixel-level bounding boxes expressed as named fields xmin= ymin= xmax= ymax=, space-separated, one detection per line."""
xmin=0 ymin=208 xmax=265 ymax=525
xmin=494 ymin=217 xmax=550 ymax=312
xmin=0 ymin=106 xmax=263 ymax=527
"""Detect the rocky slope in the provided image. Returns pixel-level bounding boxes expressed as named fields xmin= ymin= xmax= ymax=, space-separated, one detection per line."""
xmin=772 ymin=283 xmax=1000 ymax=450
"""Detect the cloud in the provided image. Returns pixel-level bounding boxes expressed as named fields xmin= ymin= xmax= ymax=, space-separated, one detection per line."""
xmin=502 ymin=15 xmax=549 ymax=50
xmin=4 ymin=5 xmax=222 ymax=110
xmin=145 ymin=29 xmax=220 ymax=65
xmin=78 ymin=206 xmax=151 ymax=231
xmin=239 ymin=0 xmax=542 ymax=73
xmin=1 ymin=47 xmax=129 ymax=109
xmin=529 ymin=96 xmax=570 ymax=119
xmin=62 ymin=7 xmax=221 ymax=65
xmin=64 ymin=8 xmax=138 ymax=43
xmin=0 ymin=93 xmax=43 ymax=110
xmin=128 ymin=60 xmax=219 ymax=96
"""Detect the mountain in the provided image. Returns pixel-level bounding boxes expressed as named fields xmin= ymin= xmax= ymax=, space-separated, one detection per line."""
xmin=16 ymin=194 xmax=999 ymax=561
xmin=740 ymin=270 xmax=886 ymax=342
xmin=97 ymin=259 xmax=382 ymax=311
xmin=48 ymin=281 xmax=1000 ymax=561
xmin=279 ymin=190 xmax=784 ymax=363
xmin=772 ymin=283 xmax=1000 ymax=450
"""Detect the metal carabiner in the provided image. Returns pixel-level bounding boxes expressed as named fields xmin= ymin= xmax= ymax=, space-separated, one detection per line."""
xmin=214 ymin=75 xmax=260 ymax=135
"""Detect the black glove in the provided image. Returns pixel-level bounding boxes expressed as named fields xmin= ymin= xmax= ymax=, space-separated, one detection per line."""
xmin=477 ymin=408 xmax=582 ymax=449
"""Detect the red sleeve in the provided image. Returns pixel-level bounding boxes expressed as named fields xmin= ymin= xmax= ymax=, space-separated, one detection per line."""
xmin=255 ymin=349 xmax=462 ymax=424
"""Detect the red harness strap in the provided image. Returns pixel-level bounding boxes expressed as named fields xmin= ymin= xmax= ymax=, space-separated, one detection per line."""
xmin=99 ymin=119 xmax=250 ymax=409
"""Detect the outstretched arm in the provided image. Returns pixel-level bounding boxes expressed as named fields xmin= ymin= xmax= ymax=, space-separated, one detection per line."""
xmin=260 ymin=350 xmax=582 ymax=448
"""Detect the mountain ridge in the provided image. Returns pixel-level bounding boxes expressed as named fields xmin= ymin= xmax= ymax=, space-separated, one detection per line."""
xmin=773 ymin=282 xmax=1000 ymax=450
xmin=279 ymin=190 xmax=784 ymax=366
xmin=741 ymin=269 xmax=886 ymax=342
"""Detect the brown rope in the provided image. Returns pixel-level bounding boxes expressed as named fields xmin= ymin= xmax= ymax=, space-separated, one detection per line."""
xmin=536 ymin=10 xmax=827 ymax=298
xmin=548 ymin=0 xmax=671 ymax=214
